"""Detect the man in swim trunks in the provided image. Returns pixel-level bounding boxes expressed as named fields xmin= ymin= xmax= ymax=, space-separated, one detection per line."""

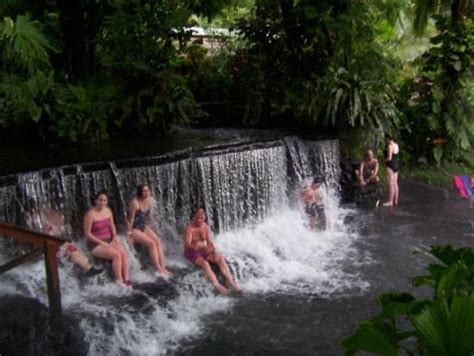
xmin=184 ymin=208 xmax=240 ymax=295
xmin=301 ymin=177 xmax=326 ymax=230
xmin=355 ymin=149 xmax=379 ymax=186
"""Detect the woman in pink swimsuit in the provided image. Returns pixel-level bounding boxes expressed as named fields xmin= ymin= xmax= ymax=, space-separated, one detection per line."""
xmin=83 ymin=191 xmax=131 ymax=285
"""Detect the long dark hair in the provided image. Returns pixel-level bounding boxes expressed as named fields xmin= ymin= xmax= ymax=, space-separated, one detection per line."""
xmin=136 ymin=184 xmax=150 ymax=199
xmin=91 ymin=190 xmax=108 ymax=206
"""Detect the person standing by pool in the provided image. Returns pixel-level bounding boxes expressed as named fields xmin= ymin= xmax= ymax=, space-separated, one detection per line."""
xmin=301 ymin=177 xmax=326 ymax=230
xmin=127 ymin=184 xmax=171 ymax=277
xmin=83 ymin=191 xmax=131 ymax=285
xmin=383 ymin=134 xmax=400 ymax=206
xmin=184 ymin=208 xmax=240 ymax=295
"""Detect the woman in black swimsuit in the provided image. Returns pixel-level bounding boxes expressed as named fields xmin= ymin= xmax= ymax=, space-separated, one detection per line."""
xmin=127 ymin=184 xmax=171 ymax=276
xmin=383 ymin=134 xmax=400 ymax=206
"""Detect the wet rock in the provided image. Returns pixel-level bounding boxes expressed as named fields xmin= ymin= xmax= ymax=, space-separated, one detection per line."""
xmin=340 ymin=160 xmax=386 ymax=208
xmin=133 ymin=278 xmax=179 ymax=304
xmin=353 ymin=183 xmax=385 ymax=208
xmin=0 ymin=294 xmax=88 ymax=356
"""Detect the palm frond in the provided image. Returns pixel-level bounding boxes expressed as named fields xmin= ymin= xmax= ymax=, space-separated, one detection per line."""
xmin=413 ymin=294 xmax=474 ymax=355
xmin=0 ymin=15 xmax=56 ymax=72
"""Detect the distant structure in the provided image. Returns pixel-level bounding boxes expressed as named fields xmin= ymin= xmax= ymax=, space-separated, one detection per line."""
xmin=187 ymin=26 xmax=236 ymax=54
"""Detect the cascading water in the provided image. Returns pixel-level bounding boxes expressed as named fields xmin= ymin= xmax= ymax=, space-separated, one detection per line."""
xmin=0 ymin=137 xmax=371 ymax=355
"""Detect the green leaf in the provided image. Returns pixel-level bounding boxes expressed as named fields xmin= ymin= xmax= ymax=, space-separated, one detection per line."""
xmin=435 ymin=261 xmax=471 ymax=298
xmin=451 ymin=60 xmax=462 ymax=71
xmin=375 ymin=293 xmax=417 ymax=320
xmin=1 ymin=15 xmax=56 ymax=72
xmin=413 ymin=294 xmax=474 ymax=355
xmin=341 ymin=320 xmax=399 ymax=356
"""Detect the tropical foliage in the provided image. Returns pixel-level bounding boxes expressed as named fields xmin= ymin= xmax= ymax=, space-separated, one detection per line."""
xmin=402 ymin=0 xmax=474 ymax=165
xmin=341 ymin=245 xmax=474 ymax=355
xmin=1 ymin=0 xmax=474 ymax=161
xmin=232 ymin=0 xmax=403 ymax=134
xmin=0 ymin=1 xmax=229 ymax=142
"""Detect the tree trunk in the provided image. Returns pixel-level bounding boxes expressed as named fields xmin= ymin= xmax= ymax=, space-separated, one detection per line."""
xmin=59 ymin=0 xmax=85 ymax=80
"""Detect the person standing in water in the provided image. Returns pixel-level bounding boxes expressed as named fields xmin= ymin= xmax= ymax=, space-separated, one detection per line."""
xmin=301 ymin=177 xmax=326 ymax=230
xmin=83 ymin=191 xmax=131 ymax=286
xmin=383 ymin=134 xmax=400 ymax=206
xmin=127 ymin=184 xmax=171 ymax=277
xmin=184 ymin=208 xmax=240 ymax=295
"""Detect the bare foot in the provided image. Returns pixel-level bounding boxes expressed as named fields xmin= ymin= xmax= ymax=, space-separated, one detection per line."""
xmin=215 ymin=284 xmax=231 ymax=295
xmin=231 ymin=285 xmax=242 ymax=294
xmin=158 ymin=269 xmax=173 ymax=278
xmin=382 ymin=202 xmax=393 ymax=206
xmin=155 ymin=270 xmax=172 ymax=280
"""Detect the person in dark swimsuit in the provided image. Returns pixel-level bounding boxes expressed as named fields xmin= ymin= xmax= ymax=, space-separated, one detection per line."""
xmin=383 ymin=134 xmax=400 ymax=206
xmin=386 ymin=150 xmax=400 ymax=173
xmin=84 ymin=191 xmax=131 ymax=285
xmin=127 ymin=184 xmax=171 ymax=277
xmin=132 ymin=208 xmax=150 ymax=232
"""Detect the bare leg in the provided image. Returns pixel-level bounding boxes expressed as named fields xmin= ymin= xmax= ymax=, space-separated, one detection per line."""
xmin=209 ymin=253 xmax=240 ymax=292
xmin=111 ymin=241 xmax=130 ymax=282
xmin=92 ymin=245 xmax=123 ymax=282
xmin=393 ymin=172 xmax=399 ymax=205
xmin=196 ymin=258 xmax=230 ymax=295
xmin=383 ymin=168 xmax=395 ymax=206
xmin=67 ymin=250 xmax=91 ymax=272
xmin=131 ymin=229 xmax=162 ymax=273
xmin=144 ymin=227 xmax=172 ymax=276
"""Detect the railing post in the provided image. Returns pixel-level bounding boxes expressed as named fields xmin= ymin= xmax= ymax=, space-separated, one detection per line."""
xmin=44 ymin=240 xmax=62 ymax=319
xmin=0 ymin=222 xmax=69 ymax=319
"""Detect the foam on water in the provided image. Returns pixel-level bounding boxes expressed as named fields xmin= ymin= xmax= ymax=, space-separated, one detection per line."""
xmin=0 ymin=185 xmax=372 ymax=354
xmin=0 ymin=137 xmax=375 ymax=354
xmin=217 ymin=188 xmax=371 ymax=297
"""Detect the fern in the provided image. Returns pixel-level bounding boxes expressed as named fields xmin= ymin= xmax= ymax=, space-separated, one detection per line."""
xmin=0 ymin=15 xmax=57 ymax=74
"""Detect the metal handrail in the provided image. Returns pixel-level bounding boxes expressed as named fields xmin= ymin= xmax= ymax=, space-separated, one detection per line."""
xmin=0 ymin=222 xmax=69 ymax=319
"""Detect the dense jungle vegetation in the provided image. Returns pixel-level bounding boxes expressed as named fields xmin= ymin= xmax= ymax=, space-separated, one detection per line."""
xmin=1 ymin=0 xmax=474 ymax=171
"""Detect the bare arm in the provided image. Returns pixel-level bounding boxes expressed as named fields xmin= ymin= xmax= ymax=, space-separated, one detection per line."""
xmin=300 ymin=189 xmax=305 ymax=201
xmin=127 ymin=199 xmax=138 ymax=233
xmin=184 ymin=224 xmax=196 ymax=251
xmin=204 ymin=225 xmax=216 ymax=253
xmin=108 ymin=209 xmax=117 ymax=240
xmin=372 ymin=160 xmax=379 ymax=177
xmin=83 ymin=211 xmax=107 ymax=246
xmin=386 ymin=144 xmax=393 ymax=162
xmin=359 ymin=162 xmax=365 ymax=181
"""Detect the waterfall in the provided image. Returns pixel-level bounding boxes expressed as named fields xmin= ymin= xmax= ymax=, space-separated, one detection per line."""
xmin=0 ymin=137 xmax=373 ymax=355
xmin=0 ymin=138 xmax=339 ymax=236
xmin=306 ymin=140 xmax=341 ymax=189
